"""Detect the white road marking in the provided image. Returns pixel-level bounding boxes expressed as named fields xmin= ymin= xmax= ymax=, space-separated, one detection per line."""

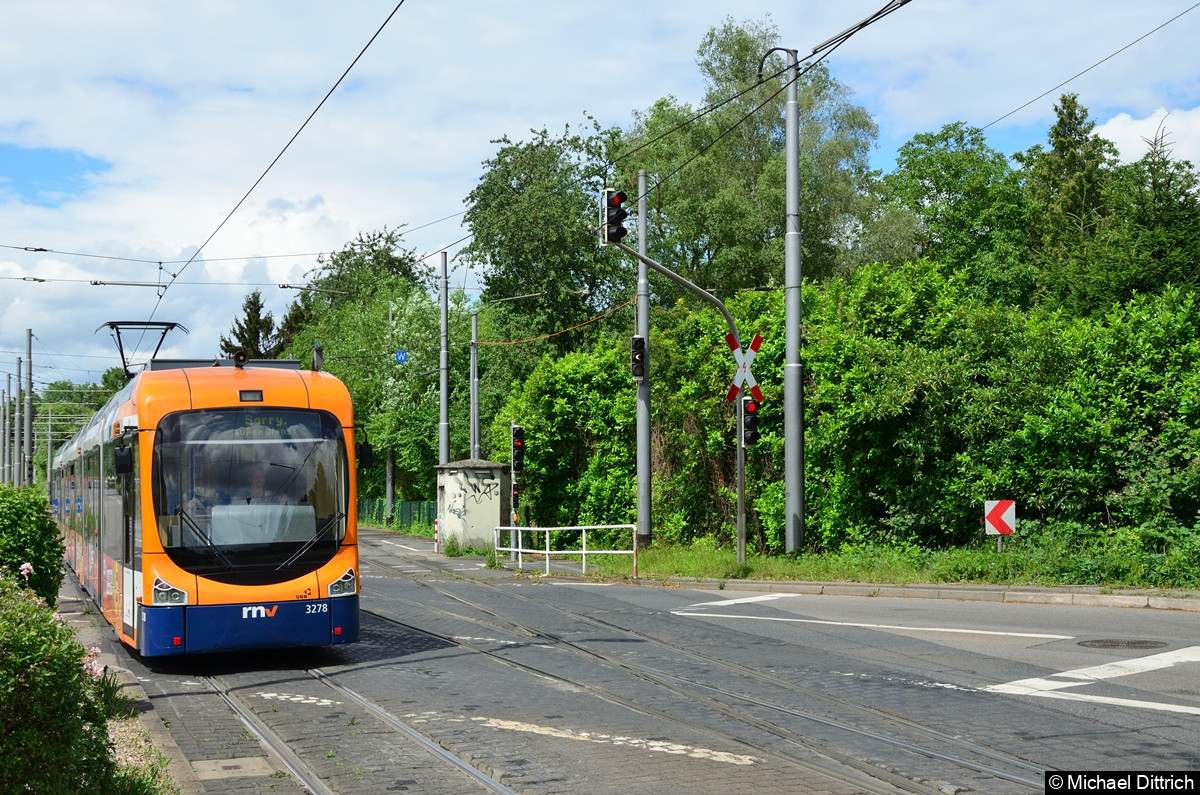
xmin=672 ymin=611 xmax=1073 ymax=639
xmin=471 ymin=717 xmax=762 ymax=766
xmin=403 ymin=711 xmax=761 ymax=765
xmin=378 ymin=539 xmax=427 ymax=552
xmin=689 ymin=594 xmax=795 ymax=607
xmin=257 ymin=692 xmax=342 ymax=707
xmin=986 ymin=646 xmax=1200 ymax=714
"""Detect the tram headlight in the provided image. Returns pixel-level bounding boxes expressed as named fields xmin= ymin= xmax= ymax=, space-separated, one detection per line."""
xmin=328 ymin=568 xmax=357 ymax=597
xmin=151 ymin=576 xmax=188 ymax=605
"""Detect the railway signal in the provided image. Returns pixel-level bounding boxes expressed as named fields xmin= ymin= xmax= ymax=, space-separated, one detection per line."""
xmin=742 ymin=397 xmax=761 ymax=446
xmin=602 ymin=188 xmax=628 ymax=245
xmin=630 ymin=335 xmax=646 ymax=381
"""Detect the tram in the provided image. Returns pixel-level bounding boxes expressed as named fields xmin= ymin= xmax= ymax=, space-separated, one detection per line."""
xmin=51 ymin=352 xmax=366 ymax=656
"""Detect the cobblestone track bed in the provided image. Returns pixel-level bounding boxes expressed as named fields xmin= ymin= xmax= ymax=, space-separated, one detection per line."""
xmin=356 ymin=535 xmax=1200 ymax=790
xmin=200 ymin=666 xmax=512 ymax=794
xmin=324 ymin=611 xmax=891 ymax=795
xmin=81 ymin=533 xmax=1200 ymax=794
xmin=359 ymin=554 xmax=1046 ymax=794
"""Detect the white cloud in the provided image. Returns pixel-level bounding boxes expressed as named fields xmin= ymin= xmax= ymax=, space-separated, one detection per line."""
xmin=1096 ymin=107 xmax=1200 ymax=164
xmin=1 ymin=0 xmax=1198 ymax=384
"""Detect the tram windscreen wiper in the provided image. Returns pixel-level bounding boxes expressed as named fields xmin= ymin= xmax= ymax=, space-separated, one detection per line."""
xmin=276 ymin=511 xmax=345 ymax=571
xmin=174 ymin=506 xmax=236 ymax=571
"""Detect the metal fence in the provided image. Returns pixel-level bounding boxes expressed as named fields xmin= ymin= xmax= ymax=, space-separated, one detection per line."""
xmin=357 ymin=499 xmax=436 ymax=529
xmin=494 ymin=524 xmax=638 ymax=577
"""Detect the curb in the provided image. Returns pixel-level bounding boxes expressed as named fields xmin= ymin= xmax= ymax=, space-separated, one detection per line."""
xmin=584 ymin=573 xmax=1200 ymax=612
xmin=367 ymin=528 xmax=1200 ymax=613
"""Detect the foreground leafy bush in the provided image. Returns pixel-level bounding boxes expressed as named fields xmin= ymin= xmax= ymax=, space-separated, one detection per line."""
xmin=0 ymin=485 xmax=64 ymax=605
xmin=0 ymin=569 xmax=116 ymax=792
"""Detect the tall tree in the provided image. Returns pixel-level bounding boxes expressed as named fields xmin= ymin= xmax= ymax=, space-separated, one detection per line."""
xmin=280 ymin=229 xmax=451 ymax=499
xmin=884 ymin=122 xmax=1032 ymax=305
xmin=1103 ymin=127 xmax=1200 ymax=298
xmin=460 ymin=123 xmax=628 ymax=347
xmin=619 ymin=16 xmax=878 ymax=293
xmin=460 ymin=122 xmax=634 ymax=443
xmin=276 ymin=228 xmax=431 ymax=355
xmin=100 ymin=366 xmax=130 ymax=396
xmin=219 ymin=289 xmax=283 ymax=359
xmin=1017 ymin=93 xmax=1119 ymax=314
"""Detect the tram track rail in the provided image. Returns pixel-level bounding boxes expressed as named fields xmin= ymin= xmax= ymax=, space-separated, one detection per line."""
xmin=360 ymin=551 xmax=1045 ymax=793
xmin=204 ymin=673 xmax=336 ymax=795
xmin=200 ymin=664 xmax=517 ymax=794
xmin=306 ymin=667 xmax=519 ymax=795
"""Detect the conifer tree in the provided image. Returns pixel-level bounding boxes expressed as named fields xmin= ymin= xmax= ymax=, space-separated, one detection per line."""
xmin=219 ymin=289 xmax=283 ymax=359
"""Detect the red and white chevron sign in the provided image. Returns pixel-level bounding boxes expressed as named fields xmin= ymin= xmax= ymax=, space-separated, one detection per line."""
xmin=725 ymin=333 xmax=764 ymax=403
xmin=985 ymin=500 xmax=1016 ymax=535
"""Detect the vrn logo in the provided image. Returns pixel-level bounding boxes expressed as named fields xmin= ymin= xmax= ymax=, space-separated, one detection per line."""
xmin=242 ymin=605 xmax=279 ymax=619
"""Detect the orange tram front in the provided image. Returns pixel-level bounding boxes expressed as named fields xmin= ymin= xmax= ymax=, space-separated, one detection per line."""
xmin=51 ymin=359 xmax=363 ymax=656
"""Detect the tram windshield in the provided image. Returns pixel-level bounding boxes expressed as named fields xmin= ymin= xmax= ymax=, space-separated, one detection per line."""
xmin=151 ymin=408 xmax=349 ymax=584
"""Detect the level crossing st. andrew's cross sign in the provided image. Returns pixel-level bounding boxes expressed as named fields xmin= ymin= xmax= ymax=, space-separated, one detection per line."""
xmin=725 ymin=333 xmax=765 ymax=403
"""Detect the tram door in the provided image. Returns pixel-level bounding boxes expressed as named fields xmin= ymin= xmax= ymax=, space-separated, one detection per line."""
xmin=85 ymin=449 xmax=101 ymax=598
xmin=118 ymin=443 xmax=139 ymax=640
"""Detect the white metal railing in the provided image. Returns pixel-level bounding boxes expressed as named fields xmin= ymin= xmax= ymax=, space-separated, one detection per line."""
xmin=494 ymin=524 xmax=638 ymax=577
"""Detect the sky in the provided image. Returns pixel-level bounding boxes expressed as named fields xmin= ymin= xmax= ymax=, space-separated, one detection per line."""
xmin=2 ymin=0 xmax=1199 ymax=391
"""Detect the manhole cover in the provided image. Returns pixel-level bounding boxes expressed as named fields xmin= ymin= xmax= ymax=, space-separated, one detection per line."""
xmin=1077 ymin=639 xmax=1168 ymax=650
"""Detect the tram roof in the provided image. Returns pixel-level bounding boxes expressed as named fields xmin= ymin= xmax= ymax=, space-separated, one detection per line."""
xmin=147 ymin=359 xmax=302 ymax=371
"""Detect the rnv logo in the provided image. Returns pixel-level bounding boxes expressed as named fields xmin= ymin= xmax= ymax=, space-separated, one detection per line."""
xmin=242 ymin=605 xmax=279 ymax=619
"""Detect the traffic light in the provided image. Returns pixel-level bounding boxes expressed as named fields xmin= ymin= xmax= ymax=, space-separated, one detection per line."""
xmin=602 ymin=188 xmax=628 ymax=245
xmin=742 ymin=397 xmax=761 ymax=446
xmin=512 ymin=483 xmax=520 ymax=510
xmin=511 ymin=425 xmax=525 ymax=471
xmin=630 ymin=335 xmax=646 ymax=381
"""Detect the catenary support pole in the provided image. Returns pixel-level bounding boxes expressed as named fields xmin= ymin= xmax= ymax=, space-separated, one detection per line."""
xmin=14 ymin=358 xmax=22 ymax=487
xmin=46 ymin=408 xmax=52 ymax=489
xmin=386 ymin=306 xmax=394 ymax=526
xmin=783 ymin=49 xmax=804 ymax=553
xmin=1 ymin=382 xmax=8 ymax=485
xmin=439 ymin=252 xmax=449 ymax=466
xmin=25 ymin=330 xmax=33 ymax=486
xmin=470 ymin=312 xmax=480 ymax=460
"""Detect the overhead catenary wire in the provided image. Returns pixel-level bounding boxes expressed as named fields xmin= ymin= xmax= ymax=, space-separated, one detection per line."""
xmin=982 ymin=1 xmax=1200 ymax=130
xmin=4 ymin=0 xmax=1191 ymax=302
xmin=132 ymin=0 xmax=410 ymax=358
xmin=0 ymin=1 xmax=900 ymax=300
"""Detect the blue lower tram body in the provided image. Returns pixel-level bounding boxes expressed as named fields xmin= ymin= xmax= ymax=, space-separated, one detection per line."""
xmin=140 ymin=596 xmax=360 ymax=656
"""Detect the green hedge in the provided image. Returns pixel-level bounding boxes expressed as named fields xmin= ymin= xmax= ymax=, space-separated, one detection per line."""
xmin=0 ymin=486 xmax=65 ymax=605
xmin=494 ymin=261 xmax=1200 ymax=576
xmin=0 ymin=571 xmax=116 ymax=792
